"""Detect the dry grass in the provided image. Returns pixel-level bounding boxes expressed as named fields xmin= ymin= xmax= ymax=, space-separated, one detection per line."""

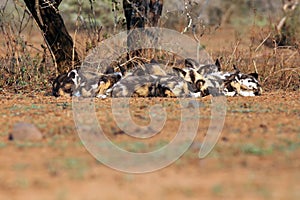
xmin=0 ymin=3 xmax=299 ymax=94
xmin=212 ymin=26 xmax=300 ymax=92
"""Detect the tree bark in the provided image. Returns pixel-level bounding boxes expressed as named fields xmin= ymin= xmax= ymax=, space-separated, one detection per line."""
xmin=123 ymin=0 xmax=163 ymax=30
xmin=123 ymin=0 xmax=163 ymax=58
xmin=275 ymin=0 xmax=299 ymax=46
xmin=23 ymin=0 xmax=80 ymax=74
xmin=148 ymin=0 xmax=163 ymax=27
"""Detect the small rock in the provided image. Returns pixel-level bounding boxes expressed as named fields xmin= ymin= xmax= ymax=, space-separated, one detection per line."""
xmin=9 ymin=122 xmax=43 ymax=141
xmin=221 ymin=137 xmax=229 ymax=142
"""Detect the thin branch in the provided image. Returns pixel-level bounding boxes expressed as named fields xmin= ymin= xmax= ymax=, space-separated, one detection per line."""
xmin=226 ymin=41 xmax=240 ymax=66
xmin=252 ymin=60 xmax=258 ymax=73
xmin=255 ymin=33 xmax=271 ymax=52
xmin=119 ymin=56 xmax=149 ymax=67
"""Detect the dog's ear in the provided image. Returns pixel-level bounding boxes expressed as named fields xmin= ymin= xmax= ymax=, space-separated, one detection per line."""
xmin=105 ymin=66 xmax=115 ymax=74
xmin=249 ymin=72 xmax=259 ymax=79
xmin=99 ymin=75 xmax=109 ymax=83
xmin=215 ymin=58 xmax=221 ymax=71
xmin=196 ymin=68 xmax=202 ymax=75
xmin=117 ymin=64 xmax=126 ymax=76
xmin=233 ymin=64 xmax=240 ymax=73
xmin=67 ymin=70 xmax=76 ymax=79
xmin=108 ymin=73 xmax=122 ymax=85
xmin=172 ymin=67 xmax=187 ymax=77
xmin=150 ymin=58 xmax=158 ymax=64
xmin=184 ymin=58 xmax=198 ymax=69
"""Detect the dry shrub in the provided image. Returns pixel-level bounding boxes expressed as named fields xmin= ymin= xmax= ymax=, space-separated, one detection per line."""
xmin=0 ymin=1 xmax=299 ymax=95
xmin=0 ymin=2 xmax=55 ymax=94
xmin=212 ymin=25 xmax=300 ymax=92
xmin=218 ymin=48 xmax=299 ymax=92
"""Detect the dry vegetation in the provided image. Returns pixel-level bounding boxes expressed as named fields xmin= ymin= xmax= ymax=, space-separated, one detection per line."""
xmin=0 ymin=0 xmax=299 ymax=95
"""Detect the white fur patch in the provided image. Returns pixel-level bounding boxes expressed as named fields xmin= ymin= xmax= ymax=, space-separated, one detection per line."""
xmin=239 ymin=78 xmax=258 ymax=90
xmin=190 ymin=92 xmax=202 ymax=98
xmin=239 ymin=90 xmax=255 ymax=97
xmin=96 ymin=94 xmax=107 ymax=99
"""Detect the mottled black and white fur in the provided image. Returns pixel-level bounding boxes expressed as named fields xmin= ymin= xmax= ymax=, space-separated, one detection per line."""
xmin=111 ymin=74 xmax=191 ymax=98
xmin=53 ymin=58 xmax=262 ymax=98
xmin=52 ymin=67 xmax=121 ymax=98
xmin=113 ymin=59 xmax=209 ymax=98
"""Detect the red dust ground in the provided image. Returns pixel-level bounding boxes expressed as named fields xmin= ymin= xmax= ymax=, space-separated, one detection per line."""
xmin=0 ymin=91 xmax=299 ymax=200
xmin=0 ymin=25 xmax=300 ymax=200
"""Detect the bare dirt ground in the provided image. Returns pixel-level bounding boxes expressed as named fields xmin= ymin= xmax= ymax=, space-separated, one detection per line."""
xmin=0 ymin=91 xmax=299 ymax=200
xmin=0 ymin=25 xmax=300 ymax=200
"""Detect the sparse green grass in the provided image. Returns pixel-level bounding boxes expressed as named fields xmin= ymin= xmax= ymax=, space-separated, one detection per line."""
xmin=12 ymin=163 xmax=29 ymax=171
xmin=63 ymin=157 xmax=88 ymax=179
xmin=14 ymin=141 xmax=45 ymax=149
xmin=273 ymin=139 xmax=300 ymax=153
xmin=181 ymin=187 xmax=195 ymax=198
xmin=14 ymin=177 xmax=30 ymax=189
xmin=0 ymin=128 xmax=8 ymax=136
xmin=152 ymin=140 xmax=169 ymax=149
xmin=56 ymin=102 xmax=71 ymax=109
xmin=211 ymin=184 xmax=224 ymax=196
xmin=228 ymin=102 xmax=300 ymax=115
xmin=0 ymin=142 xmax=6 ymax=148
xmin=257 ymin=187 xmax=272 ymax=199
xmin=117 ymin=141 xmax=148 ymax=153
xmin=241 ymin=143 xmax=273 ymax=156
xmin=45 ymin=157 xmax=89 ymax=180
xmin=6 ymin=104 xmax=44 ymax=111
xmin=56 ymin=188 xmax=69 ymax=200
xmin=46 ymin=134 xmax=77 ymax=150
xmin=228 ymin=103 xmax=271 ymax=114
xmin=239 ymin=140 xmax=300 ymax=156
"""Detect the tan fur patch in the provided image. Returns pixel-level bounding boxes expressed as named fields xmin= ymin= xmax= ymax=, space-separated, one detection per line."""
xmin=164 ymin=90 xmax=176 ymax=97
xmin=134 ymin=84 xmax=151 ymax=97
xmin=230 ymin=81 xmax=241 ymax=93
xmin=97 ymin=80 xmax=112 ymax=96
xmin=58 ymin=88 xmax=66 ymax=97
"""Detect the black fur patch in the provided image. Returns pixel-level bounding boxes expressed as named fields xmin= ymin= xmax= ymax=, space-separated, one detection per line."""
xmin=52 ymin=72 xmax=75 ymax=97
xmin=189 ymin=70 xmax=196 ymax=84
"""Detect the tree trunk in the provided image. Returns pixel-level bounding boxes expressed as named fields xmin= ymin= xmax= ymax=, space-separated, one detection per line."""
xmin=123 ymin=0 xmax=163 ymax=30
xmin=23 ymin=0 xmax=80 ymax=74
xmin=148 ymin=0 xmax=163 ymax=27
xmin=123 ymin=0 xmax=163 ymax=58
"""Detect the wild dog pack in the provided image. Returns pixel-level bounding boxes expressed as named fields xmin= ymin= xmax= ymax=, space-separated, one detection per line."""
xmin=52 ymin=58 xmax=262 ymax=98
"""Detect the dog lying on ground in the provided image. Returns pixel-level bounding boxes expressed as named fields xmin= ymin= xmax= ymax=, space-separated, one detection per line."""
xmin=52 ymin=58 xmax=262 ymax=98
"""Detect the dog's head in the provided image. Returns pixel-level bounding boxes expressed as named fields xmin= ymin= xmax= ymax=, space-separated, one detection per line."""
xmin=196 ymin=74 xmax=224 ymax=97
xmin=223 ymin=66 xmax=262 ymax=97
xmin=96 ymin=73 xmax=122 ymax=97
xmin=172 ymin=67 xmax=206 ymax=94
xmin=185 ymin=58 xmax=221 ymax=74
xmin=52 ymin=68 xmax=80 ymax=97
xmin=235 ymin=72 xmax=262 ymax=96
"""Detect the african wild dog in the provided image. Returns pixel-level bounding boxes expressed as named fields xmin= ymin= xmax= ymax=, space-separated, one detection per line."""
xmin=95 ymin=73 xmax=122 ymax=98
xmin=125 ymin=59 xmax=210 ymax=94
xmin=221 ymin=67 xmax=262 ymax=97
xmin=52 ymin=68 xmax=122 ymax=98
xmin=181 ymin=58 xmax=262 ymax=97
xmin=110 ymin=74 xmax=191 ymax=98
xmin=52 ymin=68 xmax=81 ymax=97
xmin=201 ymin=65 xmax=263 ymax=97
xmin=53 ymin=57 xmax=262 ymax=98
